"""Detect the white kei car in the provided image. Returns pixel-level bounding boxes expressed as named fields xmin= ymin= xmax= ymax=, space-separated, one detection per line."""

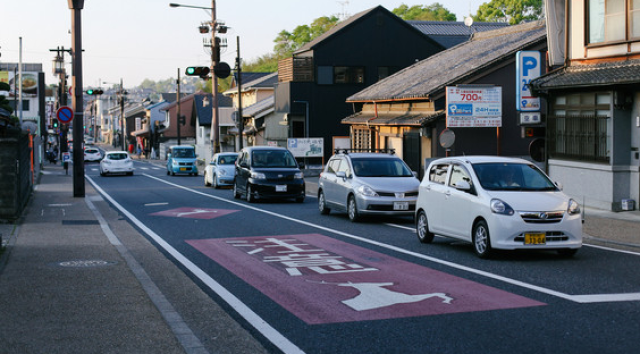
xmin=415 ymin=156 xmax=582 ymax=258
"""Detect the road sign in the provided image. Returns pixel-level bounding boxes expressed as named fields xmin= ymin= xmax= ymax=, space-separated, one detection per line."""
xmin=56 ymin=106 xmax=74 ymax=124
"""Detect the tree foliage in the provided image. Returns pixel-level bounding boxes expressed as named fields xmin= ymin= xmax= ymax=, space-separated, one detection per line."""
xmin=392 ymin=3 xmax=457 ymax=21
xmin=273 ymin=16 xmax=340 ymax=57
xmin=473 ymin=0 xmax=543 ymax=25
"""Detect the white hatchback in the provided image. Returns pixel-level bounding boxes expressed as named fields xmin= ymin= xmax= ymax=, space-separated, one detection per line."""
xmin=100 ymin=151 xmax=134 ymax=176
xmin=415 ymin=156 xmax=582 ymax=258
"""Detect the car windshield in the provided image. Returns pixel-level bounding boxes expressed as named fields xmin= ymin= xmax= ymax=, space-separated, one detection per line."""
xmin=108 ymin=153 xmax=128 ymax=161
xmin=217 ymin=155 xmax=237 ymax=165
xmin=472 ymin=162 xmax=558 ymax=191
xmin=351 ymin=158 xmax=413 ymax=177
xmin=173 ymin=149 xmax=195 ymax=158
xmin=251 ymin=150 xmax=297 ymax=168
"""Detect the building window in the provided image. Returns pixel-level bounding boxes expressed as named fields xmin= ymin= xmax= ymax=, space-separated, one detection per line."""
xmin=334 ymin=66 xmax=364 ymax=84
xmin=548 ymin=92 xmax=611 ymax=162
xmin=588 ymin=0 xmax=639 ymax=43
xmin=352 ymin=126 xmax=372 ymax=150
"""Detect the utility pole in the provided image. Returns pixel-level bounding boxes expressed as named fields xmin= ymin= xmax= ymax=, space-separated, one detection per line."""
xmin=177 ymin=68 xmax=181 ymax=145
xmin=119 ymin=78 xmax=126 ymax=151
xmin=69 ymin=0 xmax=85 ymax=197
xmin=236 ymin=36 xmax=243 ymax=150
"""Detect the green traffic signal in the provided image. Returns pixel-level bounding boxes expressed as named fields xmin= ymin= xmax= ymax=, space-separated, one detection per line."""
xmin=86 ymin=89 xmax=104 ymax=95
xmin=185 ymin=66 xmax=210 ymax=78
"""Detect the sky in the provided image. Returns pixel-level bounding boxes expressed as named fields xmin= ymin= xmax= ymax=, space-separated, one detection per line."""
xmin=1 ymin=0 xmax=486 ymax=89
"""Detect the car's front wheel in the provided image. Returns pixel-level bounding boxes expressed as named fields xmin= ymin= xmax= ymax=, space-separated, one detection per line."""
xmin=212 ymin=174 xmax=219 ymax=189
xmin=347 ymin=195 xmax=360 ymax=222
xmin=416 ymin=210 xmax=434 ymax=243
xmin=473 ymin=220 xmax=493 ymax=258
xmin=204 ymin=172 xmax=211 ymax=186
xmin=318 ymin=191 xmax=330 ymax=215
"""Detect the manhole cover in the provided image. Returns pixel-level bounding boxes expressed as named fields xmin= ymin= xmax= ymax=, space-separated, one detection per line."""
xmin=57 ymin=260 xmax=117 ymax=268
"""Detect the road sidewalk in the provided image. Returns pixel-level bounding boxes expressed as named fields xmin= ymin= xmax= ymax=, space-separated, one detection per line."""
xmin=0 ymin=163 xmax=268 ymax=354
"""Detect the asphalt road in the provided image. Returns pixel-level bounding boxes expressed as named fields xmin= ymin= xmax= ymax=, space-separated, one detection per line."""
xmin=84 ymin=159 xmax=640 ymax=354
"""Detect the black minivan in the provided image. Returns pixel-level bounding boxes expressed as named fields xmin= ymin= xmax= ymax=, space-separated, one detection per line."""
xmin=233 ymin=146 xmax=305 ymax=203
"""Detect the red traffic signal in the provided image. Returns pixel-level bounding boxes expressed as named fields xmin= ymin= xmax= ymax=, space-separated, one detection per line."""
xmin=185 ymin=66 xmax=210 ymax=78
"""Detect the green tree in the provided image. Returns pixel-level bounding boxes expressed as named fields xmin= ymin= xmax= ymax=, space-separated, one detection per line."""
xmin=473 ymin=0 xmax=543 ymax=25
xmin=274 ymin=16 xmax=340 ymax=57
xmin=392 ymin=3 xmax=457 ymax=21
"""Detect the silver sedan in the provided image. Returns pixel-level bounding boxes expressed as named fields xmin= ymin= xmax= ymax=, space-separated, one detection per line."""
xmin=204 ymin=152 xmax=239 ymax=188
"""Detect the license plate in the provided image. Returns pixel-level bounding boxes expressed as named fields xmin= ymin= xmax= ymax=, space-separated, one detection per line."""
xmin=180 ymin=167 xmax=187 ymax=171
xmin=276 ymin=185 xmax=287 ymax=192
xmin=524 ymin=232 xmax=546 ymax=245
xmin=393 ymin=202 xmax=409 ymax=211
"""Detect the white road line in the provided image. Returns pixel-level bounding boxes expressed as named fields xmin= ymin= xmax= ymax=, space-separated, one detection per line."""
xmin=86 ymin=175 xmax=305 ymax=354
xmin=141 ymin=173 xmax=640 ymax=304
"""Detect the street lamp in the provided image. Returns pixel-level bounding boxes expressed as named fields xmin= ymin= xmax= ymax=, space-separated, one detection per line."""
xmin=170 ymin=1 xmax=221 ymax=154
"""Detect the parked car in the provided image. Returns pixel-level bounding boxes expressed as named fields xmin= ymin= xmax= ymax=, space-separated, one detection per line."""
xmin=204 ymin=152 xmax=239 ymax=188
xmin=166 ymin=145 xmax=198 ymax=176
xmin=415 ymin=156 xmax=583 ymax=258
xmin=233 ymin=146 xmax=305 ymax=203
xmin=100 ymin=151 xmax=134 ymax=176
xmin=318 ymin=149 xmax=420 ymax=222
xmin=84 ymin=147 xmax=102 ymax=162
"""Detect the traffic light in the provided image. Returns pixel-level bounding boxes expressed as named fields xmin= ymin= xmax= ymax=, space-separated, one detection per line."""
xmin=86 ymin=88 xmax=104 ymax=95
xmin=185 ymin=66 xmax=210 ymax=78
xmin=53 ymin=119 xmax=59 ymax=128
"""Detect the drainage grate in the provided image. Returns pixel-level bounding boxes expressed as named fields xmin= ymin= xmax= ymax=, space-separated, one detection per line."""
xmin=61 ymin=220 xmax=100 ymax=225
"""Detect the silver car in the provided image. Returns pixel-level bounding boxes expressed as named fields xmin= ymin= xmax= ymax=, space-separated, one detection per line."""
xmin=318 ymin=150 xmax=420 ymax=222
xmin=204 ymin=152 xmax=238 ymax=188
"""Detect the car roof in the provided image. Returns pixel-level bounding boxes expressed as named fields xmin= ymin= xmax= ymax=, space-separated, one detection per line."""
xmin=243 ymin=146 xmax=288 ymax=151
xmin=106 ymin=151 xmax=128 ymax=155
xmin=429 ymin=155 xmax=532 ymax=165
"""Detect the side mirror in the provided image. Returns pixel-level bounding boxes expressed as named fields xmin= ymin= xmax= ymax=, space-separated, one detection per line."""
xmin=298 ymin=161 xmax=305 ymax=169
xmin=453 ymin=180 xmax=471 ymax=191
xmin=555 ymin=182 xmax=563 ymax=190
xmin=336 ymin=171 xmax=347 ymax=179
xmin=412 ymin=171 xmax=418 ymax=178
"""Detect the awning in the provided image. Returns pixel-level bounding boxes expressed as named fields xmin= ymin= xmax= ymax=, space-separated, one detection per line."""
xmin=530 ymin=59 xmax=640 ymax=92
xmin=341 ymin=110 xmax=444 ymax=126
xmin=131 ymin=127 xmax=150 ymax=137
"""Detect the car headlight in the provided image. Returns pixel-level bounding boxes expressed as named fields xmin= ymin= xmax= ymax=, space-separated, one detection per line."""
xmin=295 ymin=171 xmax=304 ymax=179
xmin=172 ymin=160 xmax=179 ymax=166
xmin=490 ymin=198 xmax=514 ymax=215
xmin=251 ymin=171 xmax=266 ymax=179
xmin=356 ymin=185 xmax=378 ymax=197
xmin=567 ymin=198 xmax=581 ymax=215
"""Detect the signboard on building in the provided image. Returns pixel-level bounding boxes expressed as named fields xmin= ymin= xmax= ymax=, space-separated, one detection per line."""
xmin=287 ymin=137 xmax=324 ymax=158
xmin=516 ymin=51 xmax=542 ymax=111
xmin=446 ymin=86 xmax=502 ymax=127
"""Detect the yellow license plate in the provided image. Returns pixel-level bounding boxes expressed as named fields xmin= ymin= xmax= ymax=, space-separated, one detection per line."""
xmin=524 ymin=232 xmax=546 ymax=245
xmin=180 ymin=167 xmax=187 ymax=171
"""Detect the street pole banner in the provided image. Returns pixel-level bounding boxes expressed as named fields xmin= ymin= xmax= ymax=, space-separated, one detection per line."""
xmin=446 ymin=86 xmax=502 ymax=127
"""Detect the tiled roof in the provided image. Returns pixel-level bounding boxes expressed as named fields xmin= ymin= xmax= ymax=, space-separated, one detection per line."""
xmin=347 ymin=20 xmax=546 ymax=102
xmin=409 ymin=21 xmax=510 ymax=48
xmin=530 ymin=59 xmax=640 ymax=91
xmin=342 ymin=110 xmax=444 ymax=126
xmin=242 ymin=95 xmax=274 ymax=118
xmin=224 ymin=72 xmax=277 ymax=95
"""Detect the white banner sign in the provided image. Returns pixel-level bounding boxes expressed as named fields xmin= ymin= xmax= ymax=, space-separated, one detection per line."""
xmin=446 ymin=86 xmax=502 ymax=127
xmin=287 ymin=138 xmax=324 ymax=158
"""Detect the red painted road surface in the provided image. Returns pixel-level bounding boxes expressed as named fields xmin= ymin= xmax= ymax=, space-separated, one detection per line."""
xmin=187 ymin=233 xmax=545 ymax=324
